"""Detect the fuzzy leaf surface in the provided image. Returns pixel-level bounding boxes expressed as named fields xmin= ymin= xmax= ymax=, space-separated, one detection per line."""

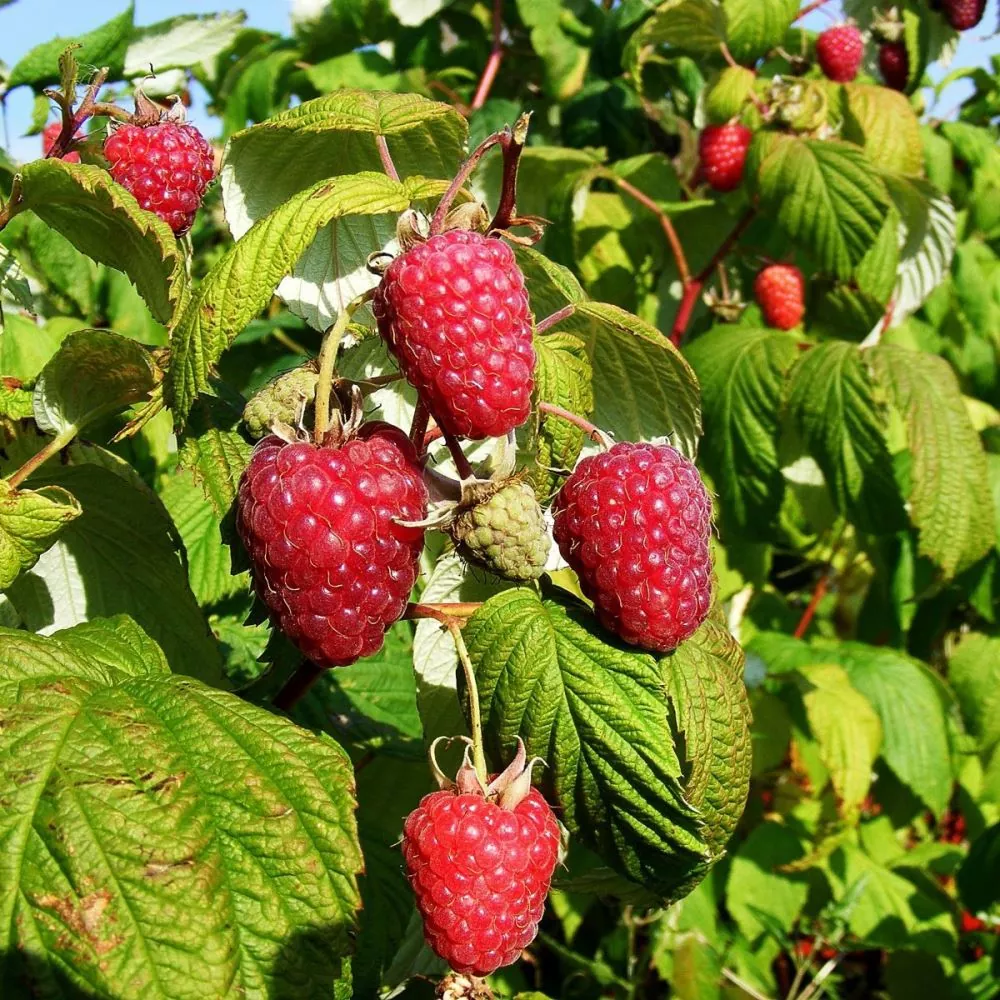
xmin=0 ymin=480 xmax=80 ymax=590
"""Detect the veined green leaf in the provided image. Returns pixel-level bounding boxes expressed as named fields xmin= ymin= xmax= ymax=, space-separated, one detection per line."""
xmin=0 ymin=480 xmax=80 ymax=589
xmin=123 ymin=11 xmax=246 ymax=77
xmin=841 ymin=84 xmax=924 ymax=177
xmin=625 ymin=0 xmax=728 ymax=81
xmin=515 ymin=0 xmax=591 ymax=100
xmin=721 ymin=0 xmax=798 ymax=65
xmin=948 ymin=633 xmax=1000 ymax=753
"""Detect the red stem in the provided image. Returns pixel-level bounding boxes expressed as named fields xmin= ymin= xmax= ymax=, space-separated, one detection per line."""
xmin=470 ymin=0 xmax=505 ymax=111
xmin=793 ymin=573 xmax=829 ymax=640
xmin=536 ymin=304 xmax=575 ymax=335
xmin=410 ymin=399 xmax=430 ymax=454
xmin=376 ymin=134 xmax=400 ymax=182
xmin=443 ymin=431 xmax=475 ymax=480
xmin=795 ymin=0 xmax=831 ymax=19
xmin=611 ymin=176 xmax=691 ymax=287
xmin=273 ymin=660 xmax=323 ymax=712
xmin=537 ymin=401 xmax=608 ymax=447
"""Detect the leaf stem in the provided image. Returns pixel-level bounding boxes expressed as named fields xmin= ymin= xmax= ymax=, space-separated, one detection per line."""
xmin=6 ymin=425 xmax=78 ymax=489
xmin=375 ymin=134 xmax=400 ymax=182
xmin=793 ymin=571 xmax=829 ymax=639
xmin=407 ymin=602 xmax=482 ymax=622
xmin=537 ymin=401 xmax=611 ymax=448
xmin=273 ymin=660 xmax=323 ymax=712
xmin=312 ymin=290 xmax=374 ymax=443
xmin=795 ymin=0 xmax=832 ymax=19
xmin=535 ymin=304 xmax=576 ymax=335
xmin=449 ymin=621 xmax=489 ymax=787
xmin=471 ymin=0 xmax=505 ymax=112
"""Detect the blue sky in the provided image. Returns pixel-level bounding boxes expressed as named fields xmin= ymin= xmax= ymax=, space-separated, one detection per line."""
xmin=1 ymin=0 xmax=997 ymax=162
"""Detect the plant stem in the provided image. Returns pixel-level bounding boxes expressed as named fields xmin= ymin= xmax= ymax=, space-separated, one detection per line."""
xmin=409 ymin=399 xmax=430 ymax=453
xmin=0 ymin=177 xmax=24 ymax=234
xmin=610 ymin=174 xmax=691 ymax=286
xmin=443 ymin=431 xmax=475 ymax=480
xmin=6 ymin=425 xmax=78 ymax=489
xmin=488 ymin=112 xmax=531 ymax=233
xmin=793 ymin=571 xmax=829 ymax=639
xmin=535 ymin=304 xmax=576 ymax=335
xmin=795 ymin=0 xmax=831 ymax=19
xmin=449 ymin=622 xmax=489 ymax=788
xmin=470 ymin=0 xmax=505 ymax=111
xmin=375 ymin=134 xmax=400 ymax=182
xmin=430 ymin=129 xmax=508 ymax=234
xmin=273 ymin=660 xmax=323 ymax=712
xmin=409 ymin=602 xmax=481 ymax=621
xmin=670 ymin=209 xmax=755 ymax=347
xmin=313 ymin=290 xmax=374 ymax=443
xmin=537 ymin=401 xmax=610 ymax=448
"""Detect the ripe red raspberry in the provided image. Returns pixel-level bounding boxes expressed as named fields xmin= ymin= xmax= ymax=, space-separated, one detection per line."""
xmin=372 ymin=229 xmax=535 ymax=440
xmin=552 ymin=442 xmax=713 ymax=653
xmin=698 ymin=124 xmax=753 ymax=193
xmin=236 ymin=423 xmax=428 ymax=669
xmin=879 ymin=41 xmax=909 ymax=91
xmin=402 ymin=782 xmax=560 ymax=976
xmin=816 ymin=24 xmax=865 ymax=82
xmin=755 ymin=264 xmax=806 ymax=330
xmin=42 ymin=121 xmax=81 ymax=163
xmin=940 ymin=0 xmax=986 ymax=30
xmin=103 ymin=121 xmax=215 ymax=234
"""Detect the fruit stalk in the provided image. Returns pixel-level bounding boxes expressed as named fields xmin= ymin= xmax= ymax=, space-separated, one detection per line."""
xmin=449 ymin=622 xmax=489 ymax=788
xmin=537 ymin=401 xmax=611 ymax=448
xmin=6 ymin=425 xmax=79 ymax=489
xmin=430 ymin=128 xmax=510 ymax=234
xmin=489 ymin=112 xmax=531 ymax=233
xmin=273 ymin=660 xmax=323 ymax=712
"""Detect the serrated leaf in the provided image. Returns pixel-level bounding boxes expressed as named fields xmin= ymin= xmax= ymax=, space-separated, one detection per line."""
xmin=686 ymin=326 xmax=799 ymax=537
xmin=3 ymin=463 xmax=226 ymax=687
xmin=785 ymin=341 xmax=904 ymax=534
xmin=124 ymin=11 xmax=246 ymax=77
xmin=0 ymin=243 xmax=32 ymax=314
xmin=531 ymin=333 xmax=594 ymax=496
xmin=0 ymin=379 xmax=33 ymax=424
xmin=841 ymin=84 xmax=923 ymax=176
xmin=748 ymin=134 xmax=891 ymax=280
xmin=464 ymin=588 xmax=710 ymax=898
xmin=32 ymin=330 xmax=157 ymax=436
xmin=546 ymin=300 xmax=701 ymax=457
xmin=0 ymin=314 xmax=87 ymax=383
xmin=515 ymin=0 xmax=590 ymax=100
xmin=5 ymin=5 xmax=134 ymax=90
xmin=168 ymin=174 xmax=433 ymax=425
xmin=626 ymin=0 xmax=728 ymax=79
xmin=704 ymin=66 xmax=756 ymax=123
xmin=0 ymin=480 xmax=80 ymax=589
xmin=666 ymin=609 xmax=751 ymax=858
xmin=16 ymin=159 xmax=184 ymax=324
xmin=948 ymin=633 xmax=1000 ymax=754
xmin=721 ymin=0 xmax=798 ymax=65
xmin=870 ymin=343 xmax=994 ymax=576
xmin=515 ymin=244 xmax=587 ymax=319
xmin=0 ymin=618 xmax=362 ymax=999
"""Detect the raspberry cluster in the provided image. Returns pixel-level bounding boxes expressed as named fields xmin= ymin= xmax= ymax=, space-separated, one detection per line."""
xmin=104 ymin=121 xmax=215 ymax=234
xmin=236 ymin=424 xmax=427 ymax=668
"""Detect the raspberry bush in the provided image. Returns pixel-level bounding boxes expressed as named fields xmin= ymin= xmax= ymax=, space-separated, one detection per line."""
xmin=0 ymin=2 xmax=998 ymax=999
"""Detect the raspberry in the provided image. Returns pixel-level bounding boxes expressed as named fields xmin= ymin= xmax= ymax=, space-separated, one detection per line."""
xmin=402 ymin=782 xmax=560 ymax=976
xmin=940 ymin=0 xmax=986 ymax=30
xmin=103 ymin=121 xmax=215 ymax=234
xmin=552 ymin=442 xmax=713 ymax=652
xmin=754 ymin=264 xmax=806 ymax=330
xmin=450 ymin=479 xmax=551 ymax=582
xmin=698 ymin=124 xmax=753 ymax=193
xmin=236 ymin=423 xmax=427 ymax=668
xmin=42 ymin=121 xmax=81 ymax=163
xmin=243 ymin=365 xmax=319 ymax=441
xmin=816 ymin=24 xmax=865 ymax=82
xmin=372 ymin=229 xmax=536 ymax=440
xmin=879 ymin=41 xmax=909 ymax=91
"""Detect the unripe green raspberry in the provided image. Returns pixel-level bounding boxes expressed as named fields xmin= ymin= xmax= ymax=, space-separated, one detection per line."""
xmin=450 ymin=479 xmax=551 ymax=582
xmin=243 ymin=365 xmax=318 ymax=440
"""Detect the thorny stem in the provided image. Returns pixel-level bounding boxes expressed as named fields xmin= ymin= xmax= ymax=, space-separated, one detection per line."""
xmin=488 ymin=112 xmax=531 ymax=233
xmin=449 ymin=622 xmax=489 ymax=787
xmin=470 ymin=0 xmax=505 ymax=112
xmin=6 ymin=425 xmax=78 ymax=489
xmin=444 ymin=431 xmax=476 ymax=480
xmin=273 ymin=660 xmax=323 ymax=713
xmin=376 ymin=134 xmax=400 ymax=182
xmin=430 ymin=129 xmax=508 ymax=235
xmin=610 ymin=174 xmax=691 ymax=287
xmin=538 ymin=401 xmax=611 ymax=448
xmin=670 ymin=209 xmax=755 ymax=347
xmin=46 ymin=66 xmax=111 ymax=161
xmin=313 ymin=290 xmax=374 ymax=443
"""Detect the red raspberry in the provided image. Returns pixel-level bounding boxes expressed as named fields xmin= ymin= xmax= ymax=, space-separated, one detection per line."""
xmin=698 ymin=124 xmax=753 ymax=193
xmin=940 ymin=0 xmax=986 ymax=30
xmin=755 ymin=264 xmax=806 ymax=330
xmin=879 ymin=41 xmax=909 ymax=91
xmin=960 ymin=910 xmax=987 ymax=934
xmin=552 ymin=442 xmax=713 ymax=652
xmin=236 ymin=423 xmax=428 ymax=668
xmin=402 ymin=784 xmax=560 ymax=976
xmin=42 ymin=121 xmax=80 ymax=163
xmin=103 ymin=121 xmax=215 ymax=234
xmin=372 ymin=229 xmax=535 ymax=440
xmin=816 ymin=24 xmax=865 ymax=82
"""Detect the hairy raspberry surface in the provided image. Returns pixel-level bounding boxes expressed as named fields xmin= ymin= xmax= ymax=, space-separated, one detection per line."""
xmin=816 ymin=24 xmax=865 ymax=82
xmin=103 ymin=122 xmax=215 ymax=234
xmin=236 ymin=423 xmax=428 ymax=668
xmin=698 ymin=124 xmax=753 ymax=193
xmin=402 ymin=786 xmax=560 ymax=976
xmin=373 ymin=229 xmax=536 ymax=440
xmin=42 ymin=121 xmax=80 ymax=163
xmin=941 ymin=0 xmax=986 ymax=30
xmin=879 ymin=42 xmax=909 ymax=91
xmin=755 ymin=264 xmax=806 ymax=330
xmin=552 ymin=442 xmax=713 ymax=652
xmin=243 ymin=366 xmax=319 ymax=441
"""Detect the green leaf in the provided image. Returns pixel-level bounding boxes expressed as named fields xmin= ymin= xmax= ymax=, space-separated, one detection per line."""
xmin=870 ymin=344 xmax=995 ymax=577
xmin=748 ymin=134 xmax=891 ymax=280
xmin=704 ymin=66 xmax=756 ymax=124
xmin=515 ymin=0 xmax=591 ymax=100
xmin=0 ymin=480 xmax=80 ymax=590
xmin=0 ymin=379 xmax=34 ymax=425
xmin=0 ymin=243 xmax=33 ymax=315
xmin=168 ymin=174 xmax=434 ymax=425
xmin=123 ymin=11 xmax=246 ymax=77
xmin=304 ymin=50 xmax=406 ymax=93
xmin=31 ymin=330 xmax=157 ymax=436
xmin=841 ymin=84 xmax=924 ymax=177
xmin=958 ymin=823 xmax=1000 ymax=913
xmin=948 ymin=632 xmax=1000 ymax=753
xmin=515 ymin=245 xmax=587 ymax=319
xmin=530 ymin=333 xmax=594 ymax=496
xmin=686 ymin=326 xmax=799 ymax=538
xmin=546 ymin=300 xmax=701 ymax=458
xmin=785 ymin=341 xmax=904 ymax=534
xmin=16 ymin=159 xmax=184 ymax=325
xmin=626 ymin=0 xmax=728 ymax=73
xmin=3 ymin=463 xmax=226 ymax=687
xmin=666 ymin=609 xmax=751 ymax=858
xmin=464 ymin=588 xmax=710 ymax=899
xmin=0 ymin=618 xmax=362 ymax=998
xmin=721 ymin=0 xmax=798 ymax=65
xmin=5 ymin=5 xmax=134 ymax=90
xmin=0 ymin=314 xmax=85 ymax=382
xmin=795 ymin=663 xmax=882 ymax=818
